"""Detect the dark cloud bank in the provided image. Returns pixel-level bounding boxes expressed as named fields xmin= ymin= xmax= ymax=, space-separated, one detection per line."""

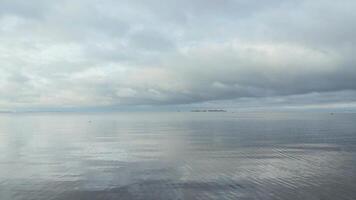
xmin=1 ymin=0 xmax=356 ymax=111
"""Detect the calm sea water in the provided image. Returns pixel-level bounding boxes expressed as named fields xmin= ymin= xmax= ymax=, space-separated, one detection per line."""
xmin=0 ymin=112 xmax=356 ymax=200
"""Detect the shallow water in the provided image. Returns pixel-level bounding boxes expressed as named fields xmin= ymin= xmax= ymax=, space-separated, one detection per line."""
xmin=0 ymin=112 xmax=356 ymax=200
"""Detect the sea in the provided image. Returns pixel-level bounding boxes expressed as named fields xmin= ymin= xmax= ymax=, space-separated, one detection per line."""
xmin=0 ymin=112 xmax=355 ymax=200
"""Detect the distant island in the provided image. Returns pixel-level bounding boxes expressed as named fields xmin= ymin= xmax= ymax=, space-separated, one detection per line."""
xmin=191 ymin=109 xmax=227 ymax=112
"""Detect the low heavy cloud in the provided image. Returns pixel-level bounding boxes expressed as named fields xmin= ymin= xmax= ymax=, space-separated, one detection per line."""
xmin=1 ymin=0 xmax=356 ymax=110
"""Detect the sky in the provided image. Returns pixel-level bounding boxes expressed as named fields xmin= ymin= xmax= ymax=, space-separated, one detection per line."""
xmin=1 ymin=0 xmax=356 ymax=111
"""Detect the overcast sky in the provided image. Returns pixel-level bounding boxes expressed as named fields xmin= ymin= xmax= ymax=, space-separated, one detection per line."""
xmin=1 ymin=0 xmax=356 ymax=111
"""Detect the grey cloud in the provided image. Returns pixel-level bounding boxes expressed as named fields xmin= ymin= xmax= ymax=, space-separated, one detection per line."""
xmin=0 ymin=0 xmax=50 ymax=19
xmin=128 ymin=29 xmax=175 ymax=51
xmin=0 ymin=0 xmax=356 ymax=110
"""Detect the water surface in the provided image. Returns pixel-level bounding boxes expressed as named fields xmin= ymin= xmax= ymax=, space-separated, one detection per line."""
xmin=1 ymin=112 xmax=356 ymax=199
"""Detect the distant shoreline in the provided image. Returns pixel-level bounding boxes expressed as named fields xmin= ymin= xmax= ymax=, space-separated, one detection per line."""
xmin=191 ymin=109 xmax=227 ymax=112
